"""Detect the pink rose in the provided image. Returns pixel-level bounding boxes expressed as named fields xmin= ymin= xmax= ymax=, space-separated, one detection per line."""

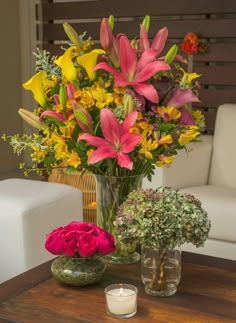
xmin=78 ymin=233 xmax=98 ymax=257
xmin=96 ymin=232 xmax=116 ymax=255
xmin=64 ymin=221 xmax=95 ymax=235
xmin=45 ymin=227 xmax=67 ymax=255
xmin=62 ymin=231 xmax=81 ymax=256
xmin=91 ymin=224 xmax=109 ymax=236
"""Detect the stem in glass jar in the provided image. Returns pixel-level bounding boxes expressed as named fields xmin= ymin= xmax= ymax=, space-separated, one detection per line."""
xmin=148 ymin=250 xmax=167 ymax=291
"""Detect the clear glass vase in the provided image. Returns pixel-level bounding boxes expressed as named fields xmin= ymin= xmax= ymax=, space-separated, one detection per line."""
xmin=95 ymin=174 xmax=143 ymax=264
xmin=51 ymin=255 xmax=106 ymax=286
xmin=141 ymin=245 xmax=181 ymax=297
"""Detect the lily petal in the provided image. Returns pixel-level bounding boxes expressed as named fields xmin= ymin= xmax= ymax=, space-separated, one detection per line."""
xmin=88 ymin=145 xmax=117 ymax=164
xmin=122 ymin=111 xmax=138 ymax=132
xmin=140 ymin=24 xmax=150 ymax=50
xmin=120 ymin=131 xmax=142 ymax=153
xmin=93 ymin=62 xmax=125 ymax=82
xmin=133 ymin=83 xmax=159 ymax=103
xmin=117 ymin=152 xmax=133 ymax=170
xmin=167 ymin=88 xmax=200 ymax=108
xmin=178 ymin=107 xmax=196 ymax=125
xmin=79 ymin=133 xmax=106 ymax=147
xmin=100 ymin=108 xmax=121 ymax=145
xmin=136 ymin=48 xmax=159 ymax=71
xmin=136 ymin=61 xmax=170 ymax=83
xmin=119 ymin=35 xmax=137 ymax=81
xmin=151 ymin=27 xmax=168 ymax=56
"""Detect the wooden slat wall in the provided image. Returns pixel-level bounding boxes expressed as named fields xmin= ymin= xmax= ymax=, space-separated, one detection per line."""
xmin=36 ymin=0 xmax=236 ymax=133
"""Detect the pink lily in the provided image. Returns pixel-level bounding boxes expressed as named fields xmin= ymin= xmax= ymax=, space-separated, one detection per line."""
xmin=140 ymin=24 xmax=168 ymax=56
xmin=40 ymin=111 xmax=66 ymax=123
xmin=79 ymin=108 xmax=142 ymax=170
xmin=167 ymin=88 xmax=200 ymax=108
xmin=94 ymin=35 xmax=170 ymax=103
xmin=178 ymin=107 xmax=196 ymax=125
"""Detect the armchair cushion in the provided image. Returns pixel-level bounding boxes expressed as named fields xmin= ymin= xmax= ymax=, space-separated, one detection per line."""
xmin=143 ymin=135 xmax=213 ymax=190
xmin=209 ymin=104 xmax=236 ymax=189
xmin=180 ymin=185 xmax=236 ymax=243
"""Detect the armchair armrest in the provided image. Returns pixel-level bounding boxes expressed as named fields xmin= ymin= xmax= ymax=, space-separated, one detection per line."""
xmin=143 ymin=135 xmax=213 ymax=190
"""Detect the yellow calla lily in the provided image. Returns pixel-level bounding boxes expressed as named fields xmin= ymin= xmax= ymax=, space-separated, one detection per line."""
xmin=54 ymin=47 xmax=77 ymax=82
xmin=77 ymin=49 xmax=105 ymax=80
xmin=179 ymin=67 xmax=201 ymax=88
xmin=23 ymin=71 xmax=49 ymax=108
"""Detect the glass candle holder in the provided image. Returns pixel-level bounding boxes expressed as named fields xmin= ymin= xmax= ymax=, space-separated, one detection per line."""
xmin=104 ymin=283 xmax=138 ymax=318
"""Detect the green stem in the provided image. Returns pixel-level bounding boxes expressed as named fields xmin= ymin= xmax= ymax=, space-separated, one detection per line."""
xmin=148 ymin=250 xmax=167 ymax=291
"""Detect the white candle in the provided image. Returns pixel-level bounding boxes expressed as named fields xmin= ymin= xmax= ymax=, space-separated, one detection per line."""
xmin=105 ymin=284 xmax=138 ymax=318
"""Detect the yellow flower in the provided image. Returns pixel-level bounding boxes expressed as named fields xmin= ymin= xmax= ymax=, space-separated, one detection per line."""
xmin=114 ymin=86 xmax=126 ymax=94
xmin=59 ymin=120 xmax=76 ymax=139
xmin=66 ymin=99 xmax=74 ymax=110
xmin=77 ymin=49 xmax=105 ymax=80
xmin=54 ymin=47 xmax=77 ymax=82
xmin=88 ymin=201 xmax=96 ymax=208
xmin=158 ymin=106 xmax=181 ymax=121
xmin=179 ymin=67 xmax=201 ymax=89
xmin=137 ymin=121 xmax=153 ymax=132
xmin=92 ymin=86 xmax=113 ymax=109
xmin=30 ymin=146 xmax=47 ymax=162
xmin=139 ymin=138 xmax=158 ymax=160
xmin=191 ymin=109 xmax=204 ymax=122
xmin=51 ymin=132 xmax=68 ymax=160
xmin=157 ymin=155 xmax=176 ymax=166
xmin=158 ymin=134 xmax=173 ymax=145
xmin=75 ymin=89 xmax=95 ymax=108
xmin=55 ymin=104 xmax=63 ymax=113
xmin=66 ymin=151 xmax=81 ymax=168
xmin=23 ymin=71 xmax=50 ymax=108
xmin=87 ymin=148 xmax=94 ymax=160
xmin=178 ymin=127 xmax=200 ymax=146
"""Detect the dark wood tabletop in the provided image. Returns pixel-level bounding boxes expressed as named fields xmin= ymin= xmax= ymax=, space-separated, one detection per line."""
xmin=0 ymin=252 xmax=235 ymax=323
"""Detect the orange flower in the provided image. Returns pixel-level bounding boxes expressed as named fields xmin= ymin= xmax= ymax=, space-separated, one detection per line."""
xmin=184 ymin=32 xmax=199 ymax=46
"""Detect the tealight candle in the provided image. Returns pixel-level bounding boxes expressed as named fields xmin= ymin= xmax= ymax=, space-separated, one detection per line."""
xmin=104 ymin=283 xmax=138 ymax=318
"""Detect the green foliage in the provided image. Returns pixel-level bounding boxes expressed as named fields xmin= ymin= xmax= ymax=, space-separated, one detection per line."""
xmin=33 ymin=48 xmax=61 ymax=79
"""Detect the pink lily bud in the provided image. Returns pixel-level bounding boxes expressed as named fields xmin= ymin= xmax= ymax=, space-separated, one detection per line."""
xmin=100 ymin=18 xmax=114 ymax=53
xmin=54 ymin=94 xmax=60 ymax=105
xmin=66 ymin=83 xmax=77 ymax=100
xmin=73 ymin=102 xmax=93 ymax=134
xmin=100 ymin=18 xmax=120 ymax=67
xmin=40 ymin=110 xmax=66 ymax=123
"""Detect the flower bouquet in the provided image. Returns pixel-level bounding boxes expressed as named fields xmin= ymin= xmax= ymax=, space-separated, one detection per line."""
xmin=4 ymin=15 xmax=204 ymax=179
xmin=3 ymin=15 xmax=205 ymax=263
xmin=45 ymin=221 xmax=116 ymax=286
xmin=114 ymin=187 xmax=211 ymax=296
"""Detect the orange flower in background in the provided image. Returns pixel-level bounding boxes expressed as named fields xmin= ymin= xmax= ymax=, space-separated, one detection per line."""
xmin=181 ymin=32 xmax=207 ymax=55
xmin=184 ymin=32 xmax=199 ymax=45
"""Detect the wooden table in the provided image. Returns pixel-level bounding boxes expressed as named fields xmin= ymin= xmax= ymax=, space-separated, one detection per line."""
xmin=0 ymin=252 xmax=235 ymax=323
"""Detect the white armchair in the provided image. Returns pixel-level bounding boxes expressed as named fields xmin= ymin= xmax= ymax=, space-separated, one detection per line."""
xmin=143 ymin=104 xmax=236 ymax=260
